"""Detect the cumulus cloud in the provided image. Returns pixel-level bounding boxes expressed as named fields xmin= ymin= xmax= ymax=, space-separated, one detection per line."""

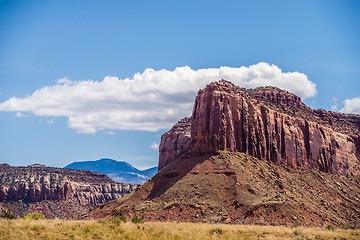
xmin=340 ymin=97 xmax=360 ymax=114
xmin=0 ymin=62 xmax=317 ymax=133
xmin=150 ymin=142 xmax=159 ymax=150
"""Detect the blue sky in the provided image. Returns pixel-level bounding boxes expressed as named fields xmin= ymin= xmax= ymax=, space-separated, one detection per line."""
xmin=0 ymin=0 xmax=359 ymax=169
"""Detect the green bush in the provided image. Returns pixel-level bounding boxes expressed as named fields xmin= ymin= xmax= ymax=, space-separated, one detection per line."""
xmin=209 ymin=228 xmax=223 ymax=235
xmin=1 ymin=209 xmax=16 ymax=219
xmin=110 ymin=216 xmax=127 ymax=225
xmin=131 ymin=216 xmax=144 ymax=224
xmin=22 ymin=212 xmax=45 ymax=220
xmin=326 ymin=224 xmax=334 ymax=231
xmin=119 ymin=215 xmax=127 ymax=223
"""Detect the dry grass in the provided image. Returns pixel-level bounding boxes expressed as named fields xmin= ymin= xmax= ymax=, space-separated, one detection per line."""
xmin=0 ymin=219 xmax=359 ymax=240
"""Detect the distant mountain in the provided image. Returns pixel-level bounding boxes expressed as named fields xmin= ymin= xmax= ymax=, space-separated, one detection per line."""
xmin=65 ymin=158 xmax=157 ymax=184
xmin=141 ymin=166 xmax=158 ymax=177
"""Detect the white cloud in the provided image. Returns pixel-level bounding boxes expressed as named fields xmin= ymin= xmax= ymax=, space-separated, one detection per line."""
xmin=16 ymin=112 xmax=23 ymax=117
xmin=150 ymin=142 xmax=159 ymax=150
xmin=331 ymin=97 xmax=338 ymax=112
xmin=340 ymin=97 xmax=360 ymax=114
xmin=331 ymin=105 xmax=338 ymax=112
xmin=57 ymin=77 xmax=74 ymax=85
xmin=0 ymin=63 xmax=317 ymax=133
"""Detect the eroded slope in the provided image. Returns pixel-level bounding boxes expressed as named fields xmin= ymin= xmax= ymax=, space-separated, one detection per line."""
xmin=90 ymin=151 xmax=360 ymax=227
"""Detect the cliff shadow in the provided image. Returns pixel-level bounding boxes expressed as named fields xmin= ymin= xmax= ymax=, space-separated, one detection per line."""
xmin=145 ymin=152 xmax=214 ymax=200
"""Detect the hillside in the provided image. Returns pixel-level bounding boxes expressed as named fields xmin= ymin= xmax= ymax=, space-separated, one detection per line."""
xmin=0 ymin=164 xmax=137 ymax=219
xmin=90 ymin=80 xmax=360 ymax=226
xmin=65 ymin=158 xmax=157 ymax=184
xmin=89 ymin=151 xmax=360 ymax=226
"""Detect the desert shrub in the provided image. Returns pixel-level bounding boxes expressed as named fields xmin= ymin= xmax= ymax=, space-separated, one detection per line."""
xmin=83 ymin=226 xmax=91 ymax=233
xmin=119 ymin=215 xmax=127 ymax=223
xmin=131 ymin=216 xmax=144 ymax=224
xmin=22 ymin=212 xmax=45 ymax=220
xmin=109 ymin=216 xmax=120 ymax=225
xmin=110 ymin=216 xmax=127 ymax=225
xmin=97 ymin=219 xmax=107 ymax=225
xmin=209 ymin=228 xmax=223 ymax=235
xmin=326 ymin=224 xmax=335 ymax=231
xmin=291 ymin=224 xmax=299 ymax=228
xmin=339 ymin=222 xmax=350 ymax=229
xmin=1 ymin=209 xmax=16 ymax=219
xmin=31 ymin=225 xmax=45 ymax=232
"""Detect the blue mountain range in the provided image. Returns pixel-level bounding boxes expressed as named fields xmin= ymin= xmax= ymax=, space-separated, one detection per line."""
xmin=65 ymin=158 xmax=157 ymax=184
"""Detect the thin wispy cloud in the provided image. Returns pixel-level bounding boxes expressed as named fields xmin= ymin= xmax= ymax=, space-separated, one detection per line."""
xmin=57 ymin=77 xmax=73 ymax=85
xmin=331 ymin=97 xmax=338 ymax=112
xmin=0 ymin=62 xmax=317 ymax=133
xmin=149 ymin=142 xmax=159 ymax=150
xmin=46 ymin=119 xmax=55 ymax=124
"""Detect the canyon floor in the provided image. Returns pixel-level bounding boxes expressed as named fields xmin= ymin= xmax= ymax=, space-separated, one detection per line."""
xmin=0 ymin=219 xmax=359 ymax=240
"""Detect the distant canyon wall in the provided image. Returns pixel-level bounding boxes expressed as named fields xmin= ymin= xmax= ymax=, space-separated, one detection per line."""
xmin=0 ymin=164 xmax=137 ymax=218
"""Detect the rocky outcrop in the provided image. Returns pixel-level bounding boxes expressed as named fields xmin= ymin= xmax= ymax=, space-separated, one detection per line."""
xmin=160 ymin=80 xmax=360 ymax=177
xmin=0 ymin=164 xmax=137 ymax=218
xmin=158 ymin=117 xmax=191 ymax=171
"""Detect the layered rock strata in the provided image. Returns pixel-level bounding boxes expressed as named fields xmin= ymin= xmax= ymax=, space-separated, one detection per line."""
xmin=160 ymin=80 xmax=360 ymax=177
xmin=158 ymin=117 xmax=191 ymax=171
xmin=0 ymin=164 xmax=137 ymax=218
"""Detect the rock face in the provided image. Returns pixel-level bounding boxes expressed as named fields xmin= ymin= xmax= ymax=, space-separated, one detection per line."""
xmin=91 ymin=80 xmax=360 ymax=226
xmin=0 ymin=164 xmax=137 ymax=219
xmin=158 ymin=117 xmax=191 ymax=171
xmin=160 ymin=80 xmax=360 ymax=177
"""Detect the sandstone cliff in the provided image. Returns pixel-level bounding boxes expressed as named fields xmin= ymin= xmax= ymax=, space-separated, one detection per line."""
xmin=160 ymin=80 xmax=360 ymax=177
xmin=0 ymin=164 xmax=137 ymax=219
xmin=158 ymin=117 xmax=191 ymax=171
xmin=91 ymin=80 xmax=360 ymax=226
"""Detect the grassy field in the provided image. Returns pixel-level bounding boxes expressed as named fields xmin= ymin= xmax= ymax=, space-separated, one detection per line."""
xmin=0 ymin=218 xmax=359 ymax=240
